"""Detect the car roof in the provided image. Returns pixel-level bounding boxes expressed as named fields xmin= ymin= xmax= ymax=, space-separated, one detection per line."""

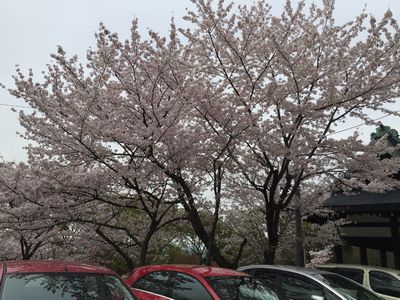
xmin=239 ymin=264 xmax=334 ymax=277
xmin=317 ymin=264 xmax=400 ymax=274
xmin=3 ymin=260 xmax=115 ymax=275
xmin=133 ymin=264 xmax=248 ymax=278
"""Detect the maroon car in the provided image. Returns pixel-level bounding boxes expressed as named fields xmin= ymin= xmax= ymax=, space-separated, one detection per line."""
xmin=0 ymin=260 xmax=137 ymax=300
xmin=126 ymin=264 xmax=281 ymax=300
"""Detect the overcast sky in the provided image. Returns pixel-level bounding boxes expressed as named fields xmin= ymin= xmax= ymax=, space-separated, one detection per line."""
xmin=1 ymin=0 xmax=400 ymax=162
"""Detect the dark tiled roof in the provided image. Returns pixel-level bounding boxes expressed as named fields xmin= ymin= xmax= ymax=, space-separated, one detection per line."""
xmin=325 ymin=189 xmax=400 ymax=213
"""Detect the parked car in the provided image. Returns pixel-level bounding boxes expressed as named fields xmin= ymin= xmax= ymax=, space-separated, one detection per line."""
xmin=125 ymin=264 xmax=282 ymax=300
xmin=238 ymin=264 xmax=384 ymax=300
xmin=0 ymin=260 xmax=137 ymax=300
xmin=316 ymin=264 xmax=400 ymax=300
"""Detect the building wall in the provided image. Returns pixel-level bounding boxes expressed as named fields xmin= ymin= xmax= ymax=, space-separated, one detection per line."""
xmin=334 ymin=213 xmax=400 ymax=269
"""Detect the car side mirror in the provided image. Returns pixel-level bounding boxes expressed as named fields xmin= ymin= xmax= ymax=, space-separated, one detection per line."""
xmin=311 ymin=296 xmax=325 ymax=300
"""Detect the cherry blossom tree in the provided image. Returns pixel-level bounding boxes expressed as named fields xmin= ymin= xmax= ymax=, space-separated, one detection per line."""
xmin=6 ymin=0 xmax=400 ymax=266
xmin=0 ymin=162 xmax=70 ymax=260
xmin=50 ymin=166 xmax=185 ymax=268
xmin=8 ymin=16 xmax=248 ymax=267
xmin=0 ymin=161 xmax=183 ymax=268
xmin=180 ymin=0 xmax=400 ymax=262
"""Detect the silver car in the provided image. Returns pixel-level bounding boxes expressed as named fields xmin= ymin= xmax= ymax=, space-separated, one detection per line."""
xmin=238 ymin=265 xmax=384 ymax=300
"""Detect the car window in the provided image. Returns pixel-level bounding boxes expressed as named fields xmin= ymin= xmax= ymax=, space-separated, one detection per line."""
xmin=281 ymin=273 xmax=325 ymax=300
xmin=317 ymin=273 xmax=382 ymax=300
xmin=319 ymin=268 xmax=364 ymax=285
xmin=1 ymin=273 xmax=136 ymax=300
xmin=324 ymin=289 xmax=342 ymax=300
xmin=132 ymin=271 xmax=171 ymax=297
xmin=253 ymin=269 xmax=279 ymax=292
xmin=171 ymin=272 xmax=213 ymax=300
xmin=206 ymin=276 xmax=280 ymax=300
xmin=369 ymin=270 xmax=400 ymax=298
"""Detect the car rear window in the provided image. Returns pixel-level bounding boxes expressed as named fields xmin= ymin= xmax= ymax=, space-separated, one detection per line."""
xmin=369 ymin=270 xmax=400 ymax=298
xmin=206 ymin=276 xmax=280 ymax=300
xmin=318 ymin=267 xmax=364 ymax=284
xmin=317 ymin=273 xmax=381 ymax=300
xmin=1 ymin=273 xmax=136 ymax=300
xmin=132 ymin=271 xmax=171 ymax=297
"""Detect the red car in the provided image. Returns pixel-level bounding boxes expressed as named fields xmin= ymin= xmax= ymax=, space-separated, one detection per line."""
xmin=0 ymin=260 xmax=137 ymax=300
xmin=126 ymin=264 xmax=281 ymax=300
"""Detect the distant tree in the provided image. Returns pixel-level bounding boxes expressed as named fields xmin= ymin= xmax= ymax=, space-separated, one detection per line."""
xmin=6 ymin=0 xmax=400 ymax=265
xmin=371 ymin=123 xmax=400 ymax=159
xmin=0 ymin=162 xmax=69 ymax=260
xmin=340 ymin=124 xmax=400 ymax=188
xmin=0 ymin=162 xmax=183 ymax=268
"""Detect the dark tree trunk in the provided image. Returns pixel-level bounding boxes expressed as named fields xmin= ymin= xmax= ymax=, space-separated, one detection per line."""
xmin=139 ymin=241 xmax=149 ymax=266
xmin=138 ymin=219 xmax=159 ymax=266
xmin=263 ymin=247 xmax=277 ymax=264
xmin=95 ymin=227 xmax=135 ymax=271
xmin=263 ymin=206 xmax=281 ymax=264
xmin=185 ymin=205 xmax=235 ymax=268
xmin=20 ymin=236 xmax=42 ymax=260
xmin=149 ymin=151 xmax=244 ymax=269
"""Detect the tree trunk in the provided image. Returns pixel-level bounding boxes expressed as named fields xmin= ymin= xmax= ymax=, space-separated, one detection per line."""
xmin=185 ymin=206 xmax=235 ymax=268
xmin=95 ymin=228 xmax=135 ymax=271
xmin=139 ymin=241 xmax=149 ymax=266
xmin=263 ymin=246 xmax=277 ymax=264
xmin=169 ymin=173 xmax=237 ymax=268
xmin=139 ymin=220 xmax=159 ymax=266
xmin=263 ymin=206 xmax=281 ymax=264
xmin=159 ymin=165 xmax=241 ymax=268
xmin=295 ymin=206 xmax=305 ymax=267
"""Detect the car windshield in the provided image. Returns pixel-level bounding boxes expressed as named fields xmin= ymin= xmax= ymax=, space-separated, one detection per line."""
xmin=206 ymin=276 xmax=280 ymax=300
xmin=1 ymin=273 xmax=136 ymax=300
xmin=315 ymin=273 xmax=382 ymax=300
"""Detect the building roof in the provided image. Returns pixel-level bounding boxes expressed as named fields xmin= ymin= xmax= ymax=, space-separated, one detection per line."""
xmin=325 ymin=189 xmax=400 ymax=213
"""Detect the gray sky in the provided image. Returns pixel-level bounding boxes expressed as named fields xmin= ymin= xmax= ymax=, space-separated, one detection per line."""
xmin=1 ymin=0 xmax=400 ymax=162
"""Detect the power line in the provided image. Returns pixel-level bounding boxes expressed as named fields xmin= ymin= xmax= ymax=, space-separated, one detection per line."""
xmin=328 ymin=110 xmax=400 ymax=136
xmin=0 ymin=103 xmax=32 ymax=109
